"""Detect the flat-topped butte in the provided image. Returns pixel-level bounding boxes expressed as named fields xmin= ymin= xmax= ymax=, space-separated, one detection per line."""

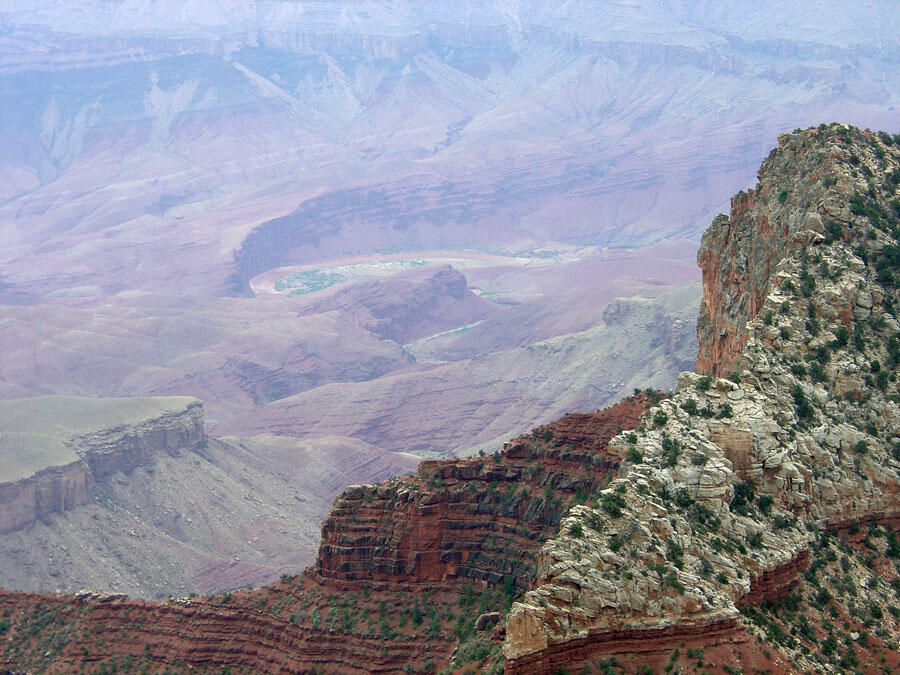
xmin=0 ymin=395 xmax=201 ymax=483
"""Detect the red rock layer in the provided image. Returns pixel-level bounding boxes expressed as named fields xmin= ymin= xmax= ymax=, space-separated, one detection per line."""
xmin=737 ymin=550 xmax=809 ymax=607
xmin=0 ymin=591 xmax=433 ymax=674
xmin=505 ymin=617 xmax=790 ymax=675
xmin=824 ymin=511 xmax=900 ymax=539
xmin=312 ymin=396 xmax=652 ymax=590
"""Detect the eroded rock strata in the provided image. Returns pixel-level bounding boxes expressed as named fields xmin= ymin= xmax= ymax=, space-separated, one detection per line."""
xmin=1 ymin=395 xmax=654 ymax=673
xmin=0 ymin=396 xmax=203 ymax=534
xmin=312 ymin=396 xmax=651 ymax=590
xmin=3 ymin=124 xmax=900 ymax=674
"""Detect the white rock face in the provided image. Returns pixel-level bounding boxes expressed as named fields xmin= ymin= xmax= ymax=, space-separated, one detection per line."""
xmin=506 ymin=125 xmax=900 ymax=662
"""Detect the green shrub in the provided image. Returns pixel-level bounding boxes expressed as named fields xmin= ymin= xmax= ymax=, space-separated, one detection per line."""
xmin=652 ymin=410 xmax=669 ymax=427
xmin=662 ymin=571 xmax=685 ymax=594
xmin=778 ymin=189 xmax=788 ymax=203
xmin=666 ymin=540 xmax=685 ymax=569
xmin=697 ymin=375 xmax=712 ymax=392
xmin=773 ymin=514 xmax=795 ymax=529
xmin=674 ymin=487 xmax=694 ymax=508
xmin=586 ymin=511 xmax=604 ymax=533
xmin=600 ymin=493 xmax=627 ymax=518
xmin=569 ymin=521 xmax=583 ymax=538
xmin=833 ymin=326 xmax=850 ymax=348
xmin=661 ymin=436 xmax=681 ymax=467
xmin=626 ymin=447 xmax=643 ymax=464
xmin=824 ymin=219 xmax=843 ymax=243
xmin=886 ymin=531 xmax=900 ymax=558
xmin=680 ymin=398 xmax=699 ymax=415
xmin=730 ymin=480 xmax=756 ymax=517
xmin=792 ymin=385 xmax=814 ymax=422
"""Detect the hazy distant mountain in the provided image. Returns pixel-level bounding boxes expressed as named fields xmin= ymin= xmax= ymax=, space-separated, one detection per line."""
xmin=1 ymin=1 xmax=897 ymax=295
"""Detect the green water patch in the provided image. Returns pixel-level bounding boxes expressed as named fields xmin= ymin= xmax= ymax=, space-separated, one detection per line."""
xmin=274 ymin=259 xmax=430 ymax=294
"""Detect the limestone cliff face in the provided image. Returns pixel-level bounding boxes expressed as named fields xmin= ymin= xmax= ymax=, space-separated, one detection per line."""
xmin=696 ymin=125 xmax=884 ymax=375
xmin=0 ymin=462 xmax=92 ymax=535
xmin=505 ymin=124 xmax=900 ymax=672
xmin=73 ymin=400 xmax=204 ymax=480
xmin=0 ymin=397 xmax=204 ymax=533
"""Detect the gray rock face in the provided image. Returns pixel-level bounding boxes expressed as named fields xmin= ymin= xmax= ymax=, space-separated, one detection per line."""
xmin=0 ymin=396 xmax=203 ymax=533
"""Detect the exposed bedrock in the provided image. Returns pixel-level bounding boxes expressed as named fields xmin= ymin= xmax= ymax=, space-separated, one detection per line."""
xmin=505 ymin=125 xmax=900 ymax=669
xmin=0 ymin=591 xmax=432 ymax=675
xmin=695 ymin=128 xmax=869 ymax=375
xmin=312 ymin=396 xmax=651 ymax=590
xmin=0 ymin=462 xmax=92 ymax=535
xmin=0 ymin=396 xmax=203 ymax=534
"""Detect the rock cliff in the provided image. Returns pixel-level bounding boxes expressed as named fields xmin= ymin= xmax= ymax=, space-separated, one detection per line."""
xmin=505 ymin=124 xmax=900 ymax=673
xmin=697 ymin=124 xmax=899 ymax=376
xmin=0 ymin=396 xmax=203 ymax=534
xmin=312 ymin=395 xmax=652 ymax=590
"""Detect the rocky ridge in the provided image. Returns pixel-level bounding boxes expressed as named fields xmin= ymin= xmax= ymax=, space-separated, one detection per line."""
xmin=505 ymin=124 xmax=900 ymax=673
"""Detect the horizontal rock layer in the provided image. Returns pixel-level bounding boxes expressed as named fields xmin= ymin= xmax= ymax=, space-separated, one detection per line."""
xmin=312 ymin=396 xmax=651 ymax=589
xmin=0 ymin=397 xmax=203 ymax=534
xmin=0 ymin=591 xmax=431 ymax=674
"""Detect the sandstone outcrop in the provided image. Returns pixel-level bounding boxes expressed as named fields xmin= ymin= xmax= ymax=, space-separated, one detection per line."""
xmin=313 ymin=395 xmax=651 ymax=590
xmin=0 ymin=396 xmax=203 ymax=533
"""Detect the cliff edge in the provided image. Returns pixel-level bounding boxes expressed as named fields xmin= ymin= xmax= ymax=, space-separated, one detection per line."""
xmin=505 ymin=124 xmax=900 ymax=673
xmin=0 ymin=396 xmax=203 ymax=533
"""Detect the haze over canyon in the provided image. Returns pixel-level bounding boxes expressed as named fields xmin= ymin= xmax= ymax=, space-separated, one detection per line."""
xmin=0 ymin=1 xmax=898 ymax=598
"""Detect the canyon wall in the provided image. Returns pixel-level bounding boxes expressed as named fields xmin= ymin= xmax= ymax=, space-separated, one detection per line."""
xmin=4 ymin=125 xmax=900 ymax=674
xmin=0 ymin=462 xmax=92 ymax=535
xmin=313 ymin=399 xmax=649 ymax=590
xmin=0 ymin=396 xmax=203 ymax=533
